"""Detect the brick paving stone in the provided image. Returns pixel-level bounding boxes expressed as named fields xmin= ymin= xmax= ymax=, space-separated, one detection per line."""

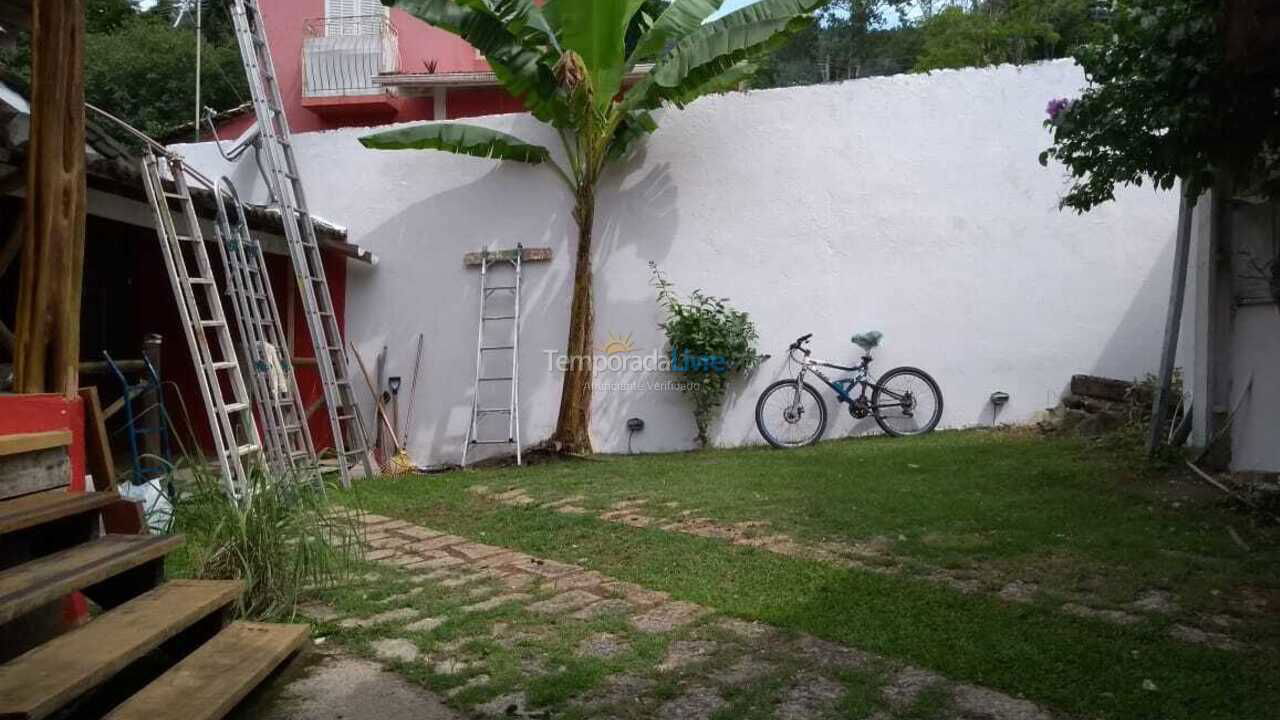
xmin=576 ymin=632 xmax=628 ymax=658
xmin=657 ymin=640 xmax=718 ymax=672
xmin=498 ymin=573 xmax=537 ymax=591
xmin=551 ymin=570 xmax=609 ymax=591
xmin=297 ymin=602 xmax=342 ymax=622
xmin=366 ymin=548 xmax=398 ymax=561
xmin=472 ymin=551 xmax=533 ymax=570
xmin=609 ymin=499 xmax=649 ymax=510
xmin=1061 ymin=603 xmax=1143 ymax=626
xmin=570 ymin=598 xmax=634 ymax=620
xmin=462 ymin=593 xmax=531 ymax=613
xmin=602 ymin=581 xmax=670 ymax=608
xmin=466 ymin=485 xmax=492 ymax=495
xmin=371 ymin=638 xmax=420 ymax=662
xmin=379 ymin=520 xmax=413 ymax=531
xmin=792 ymin=635 xmax=877 ymax=669
xmin=452 ymin=542 xmax=507 ymax=561
xmin=386 ymin=554 xmax=426 ymax=568
xmin=714 ymin=618 xmax=771 ymax=641
xmin=393 ymin=525 xmax=445 ymax=541
xmin=441 ymin=572 xmax=494 ymax=588
xmin=367 ymin=535 xmax=413 ymax=550
xmin=413 ymin=534 xmax=469 ymax=551
xmin=492 ymin=489 xmax=528 ymax=501
xmin=712 ymin=657 xmax=774 ymax=686
xmin=883 ymin=667 xmax=946 ymax=709
xmin=951 ymin=684 xmax=1053 ymax=720
xmin=405 ymin=616 xmax=447 ymax=632
xmin=446 ymin=674 xmax=491 ymax=698
xmin=630 ymin=601 xmax=707 ymax=633
xmin=358 ymin=513 xmax=395 ymax=526
xmin=519 ymin=558 xmax=582 ymax=578
xmin=656 ymin=686 xmax=723 ymax=720
xmin=540 ymin=495 xmax=586 ymax=509
xmin=556 ymin=505 xmax=588 ymax=515
xmin=337 ymin=607 xmax=419 ymax=628
xmin=526 ymin=589 xmax=601 ymax=614
xmin=415 ymin=555 xmax=467 ymax=570
xmin=775 ymin=674 xmax=846 ymax=720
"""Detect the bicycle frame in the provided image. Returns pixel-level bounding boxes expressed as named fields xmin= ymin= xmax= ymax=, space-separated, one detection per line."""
xmin=788 ymin=348 xmax=914 ymax=412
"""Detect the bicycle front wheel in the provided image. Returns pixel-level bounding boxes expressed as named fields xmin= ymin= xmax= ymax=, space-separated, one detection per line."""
xmin=756 ymin=380 xmax=828 ymax=448
xmin=871 ymin=367 xmax=943 ymax=437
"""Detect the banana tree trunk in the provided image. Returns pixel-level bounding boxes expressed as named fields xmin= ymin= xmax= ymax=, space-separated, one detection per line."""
xmin=551 ymin=185 xmax=596 ymax=454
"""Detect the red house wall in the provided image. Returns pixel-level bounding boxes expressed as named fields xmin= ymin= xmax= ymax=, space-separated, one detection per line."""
xmin=216 ymin=0 xmax=515 ymax=139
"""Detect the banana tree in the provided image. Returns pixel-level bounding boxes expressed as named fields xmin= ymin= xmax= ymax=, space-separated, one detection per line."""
xmin=362 ymin=0 xmax=830 ymax=454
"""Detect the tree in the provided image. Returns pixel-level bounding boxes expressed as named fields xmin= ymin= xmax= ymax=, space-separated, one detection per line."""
xmin=914 ymin=0 xmax=1104 ymax=72
xmin=0 ymin=0 xmax=247 ymax=138
xmin=1040 ymin=0 xmax=1279 ymax=211
xmin=361 ymin=0 xmax=829 ymax=454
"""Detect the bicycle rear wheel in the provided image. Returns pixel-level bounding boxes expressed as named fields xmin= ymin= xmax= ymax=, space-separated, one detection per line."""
xmin=756 ymin=380 xmax=828 ymax=448
xmin=871 ymin=367 xmax=943 ymax=437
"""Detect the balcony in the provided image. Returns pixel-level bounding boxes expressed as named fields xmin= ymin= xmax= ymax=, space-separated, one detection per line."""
xmin=301 ymin=14 xmax=401 ymax=113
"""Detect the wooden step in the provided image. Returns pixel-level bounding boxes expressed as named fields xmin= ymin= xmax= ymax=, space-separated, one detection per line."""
xmin=0 ymin=580 xmax=244 ymax=720
xmin=0 ymin=534 xmax=183 ymax=625
xmin=0 ymin=489 xmax=121 ymax=535
xmin=104 ymin=622 xmax=309 ymax=720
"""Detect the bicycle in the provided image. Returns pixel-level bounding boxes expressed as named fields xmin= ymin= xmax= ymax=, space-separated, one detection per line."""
xmin=755 ymin=332 xmax=944 ymax=448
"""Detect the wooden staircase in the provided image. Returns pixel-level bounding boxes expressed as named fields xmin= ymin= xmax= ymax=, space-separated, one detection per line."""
xmin=0 ymin=486 xmax=308 ymax=720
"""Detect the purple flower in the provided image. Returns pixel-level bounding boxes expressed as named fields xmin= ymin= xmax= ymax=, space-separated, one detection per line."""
xmin=1046 ymin=98 xmax=1073 ymax=121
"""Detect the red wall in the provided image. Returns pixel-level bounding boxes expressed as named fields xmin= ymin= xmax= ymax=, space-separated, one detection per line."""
xmin=217 ymin=0 xmax=517 ymax=138
xmin=0 ymin=395 xmax=87 ymax=491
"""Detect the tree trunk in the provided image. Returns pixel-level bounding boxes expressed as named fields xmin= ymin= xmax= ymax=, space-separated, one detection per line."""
xmin=550 ymin=186 xmax=596 ymax=454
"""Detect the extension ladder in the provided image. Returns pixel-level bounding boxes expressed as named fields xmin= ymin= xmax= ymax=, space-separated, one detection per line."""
xmin=227 ymin=0 xmax=373 ymax=486
xmin=463 ymin=246 xmax=523 ymax=467
xmin=140 ymin=150 xmax=263 ymax=502
xmin=211 ymin=177 xmax=319 ymax=483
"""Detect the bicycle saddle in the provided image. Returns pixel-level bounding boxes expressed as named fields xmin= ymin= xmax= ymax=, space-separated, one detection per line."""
xmin=851 ymin=331 xmax=883 ymax=352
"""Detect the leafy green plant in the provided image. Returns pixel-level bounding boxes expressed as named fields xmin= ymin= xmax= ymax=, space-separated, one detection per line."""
xmin=650 ymin=262 xmax=758 ymax=447
xmin=1040 ymin=0 xmax=1280 ymax=211
xmin=169 ymin=472 xmax=364 ymax=619
xmin=361 ymin=0 xmax=831 ymax=454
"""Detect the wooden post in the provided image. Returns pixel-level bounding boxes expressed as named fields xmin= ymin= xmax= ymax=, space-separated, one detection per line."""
xmin=1148 ymin=183 xmax=1196 ymax=456
xmin=12 ymin=0 xmax=87 ymax=399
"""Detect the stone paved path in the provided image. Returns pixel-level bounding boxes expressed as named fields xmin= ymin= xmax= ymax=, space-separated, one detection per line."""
xmin=328 ymin=511 xmax=1059 ymax=720
xmin=468 ymin=485 xmax=1249 ymax=652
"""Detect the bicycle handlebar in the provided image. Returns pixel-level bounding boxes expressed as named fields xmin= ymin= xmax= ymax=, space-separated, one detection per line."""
xmin=790 ymin=334 xmax=813 ymax=355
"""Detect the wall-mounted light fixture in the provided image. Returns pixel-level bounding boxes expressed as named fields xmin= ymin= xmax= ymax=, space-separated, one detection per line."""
xmin=990 ymin=391 xmax=1010 ymax=426
xmin=626 ymin=417 xmax=645 ymax=454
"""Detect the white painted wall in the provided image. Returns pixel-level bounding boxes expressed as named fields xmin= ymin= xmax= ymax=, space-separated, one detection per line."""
xmin=1181 ymin=196 xmax=1280 ymax=472
xmin=174 ymin=60 xmax=1180 ymax=465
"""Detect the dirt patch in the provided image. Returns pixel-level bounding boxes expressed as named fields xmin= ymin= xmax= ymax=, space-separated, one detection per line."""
xmin=951 ymin=684 xmax=1054 ymax=720
xmin=1130 ymin=589 xmax=1179 ymax=614
xmin=711 ymin=656 xmax=774 ymax=686
xmin=883 ymin=666 xmax=945 ymax=709
xmin=792 ymin=635 xmax=876 ymax=670
xmin=1061 ymin=603 xmax=1143 ymax=626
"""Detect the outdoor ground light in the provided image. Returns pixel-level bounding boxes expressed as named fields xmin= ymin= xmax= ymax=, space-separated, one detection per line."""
xmin=626 ymin=417 xmax=645 ymax=454
xmin=990 ymin=391 xmax=1010 ymax=424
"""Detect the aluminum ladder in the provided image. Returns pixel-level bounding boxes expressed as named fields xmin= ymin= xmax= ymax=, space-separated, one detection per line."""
xmin=139 ymin=150 xmax=263 ymax=502
xmin=463 ymin=246 xmax=523 ymax=467
xmin=211 ymin=177 xmax=320 ymax=484
xmin=227 ymin=0 xmax=373 ymax=486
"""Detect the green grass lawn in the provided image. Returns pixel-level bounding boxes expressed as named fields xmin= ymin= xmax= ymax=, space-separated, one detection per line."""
xmin=343 ymin=430 xmax=1280 ymax=719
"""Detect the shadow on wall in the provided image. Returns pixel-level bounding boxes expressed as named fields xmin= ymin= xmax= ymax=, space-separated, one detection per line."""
xmin=346 ymin=150 xmax=682 ymax=465
xmin=1089 ymin=233 xmax=1177 ymax=384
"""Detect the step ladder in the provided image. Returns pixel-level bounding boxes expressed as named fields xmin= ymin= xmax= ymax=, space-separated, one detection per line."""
xmin=227 ymin=0 xmax=373 ymax=487
xmin=139 ymin=150 xmax=263 ymax=503
xmin=463 ymin=246 xmax=523 ymax=467
xmin=210 ymin=177 xmax=319 ymax=484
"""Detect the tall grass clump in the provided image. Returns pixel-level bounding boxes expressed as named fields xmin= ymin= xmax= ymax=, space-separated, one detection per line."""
xmin=170 ymin=471 xmax=364 ymax=619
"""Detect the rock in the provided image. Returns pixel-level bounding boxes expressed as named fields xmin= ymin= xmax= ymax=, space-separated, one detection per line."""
xmin=297 ymin=602 xmax=342 ymax=622
xmin=570 ymin=598 xmax=633 ymax=620
xmin=1071 ymin=374 xmax=1140 ymax=403
xmin=461 ymin=592 xmax=530 ymax=613
xmin=430 ymin=658 xmax=469 ymax=675
xmin=475 ymin=692 xmax=529 ymax=718
xmin=370 ymin=638 xmax=419 ymax=663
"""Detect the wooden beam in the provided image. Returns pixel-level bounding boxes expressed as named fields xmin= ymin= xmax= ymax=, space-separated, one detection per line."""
xmin=13 ymin=0 xmax=86 ymax=398
xmin=463 ymin=246 xmax=552 ymax=266
xmin=0 ymin=430 xmax=71 ymax=457
xmin=79 ymin=387 xmax=116 ymax=490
